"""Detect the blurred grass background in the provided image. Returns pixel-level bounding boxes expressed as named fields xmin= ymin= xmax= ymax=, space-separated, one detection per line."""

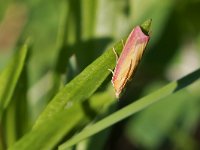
xmin=0 ymin=0 xmax=200 ymax=149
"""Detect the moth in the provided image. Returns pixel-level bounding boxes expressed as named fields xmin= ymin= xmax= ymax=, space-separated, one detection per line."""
xmin=111 ymin=25 xmax=150 ymax=98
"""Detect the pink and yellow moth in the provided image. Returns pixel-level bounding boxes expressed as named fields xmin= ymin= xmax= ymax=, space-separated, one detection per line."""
xmin=111 ymin=25 xmax=150 ymax=98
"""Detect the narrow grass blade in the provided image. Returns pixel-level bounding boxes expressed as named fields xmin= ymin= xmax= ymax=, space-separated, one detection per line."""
xmin=0 ymin=44 xmax=28 ymax=119
xmin=59 ymin=68 xmax=200 ymax=149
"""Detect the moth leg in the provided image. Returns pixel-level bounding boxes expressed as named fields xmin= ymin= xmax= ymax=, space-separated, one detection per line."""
xmin=108 ymin=69 xmax=114 ymax=75
xmin=108 ymin=69 xmax=114 ymax=87
xmin=108 ymin=48 xmax=118 ymax=76
xmin=112 ymin=47 xmax=119 ymax=62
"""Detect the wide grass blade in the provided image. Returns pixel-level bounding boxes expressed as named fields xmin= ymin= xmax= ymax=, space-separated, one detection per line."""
xmin=33 ymin=40 xmax=123 ymax=128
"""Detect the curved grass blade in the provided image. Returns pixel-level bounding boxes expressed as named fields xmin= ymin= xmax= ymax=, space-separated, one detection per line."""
xmin=59 ymin=68 xmax=200 ymax=149
xmin=3 ymin=62 xmax=29 ymax=147
xmin=0 ymin=44 xmax=28 ymax=119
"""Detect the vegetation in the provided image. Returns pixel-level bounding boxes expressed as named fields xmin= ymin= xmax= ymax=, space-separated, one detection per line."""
xmin=0 ymin=0 xmax=200 ymax=149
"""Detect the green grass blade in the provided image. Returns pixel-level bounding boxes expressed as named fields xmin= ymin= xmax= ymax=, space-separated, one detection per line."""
xmin=3 ymin=63 xmax=29 ymax=147
xmin=59 ymin=68 xmax=200 ymax=149
xmin=0 ymin=44 xmax=28 ymax=119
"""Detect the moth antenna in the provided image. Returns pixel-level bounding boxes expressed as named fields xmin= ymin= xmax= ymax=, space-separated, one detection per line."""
xmin=112 ymin=47 xmax=119 ymax=62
